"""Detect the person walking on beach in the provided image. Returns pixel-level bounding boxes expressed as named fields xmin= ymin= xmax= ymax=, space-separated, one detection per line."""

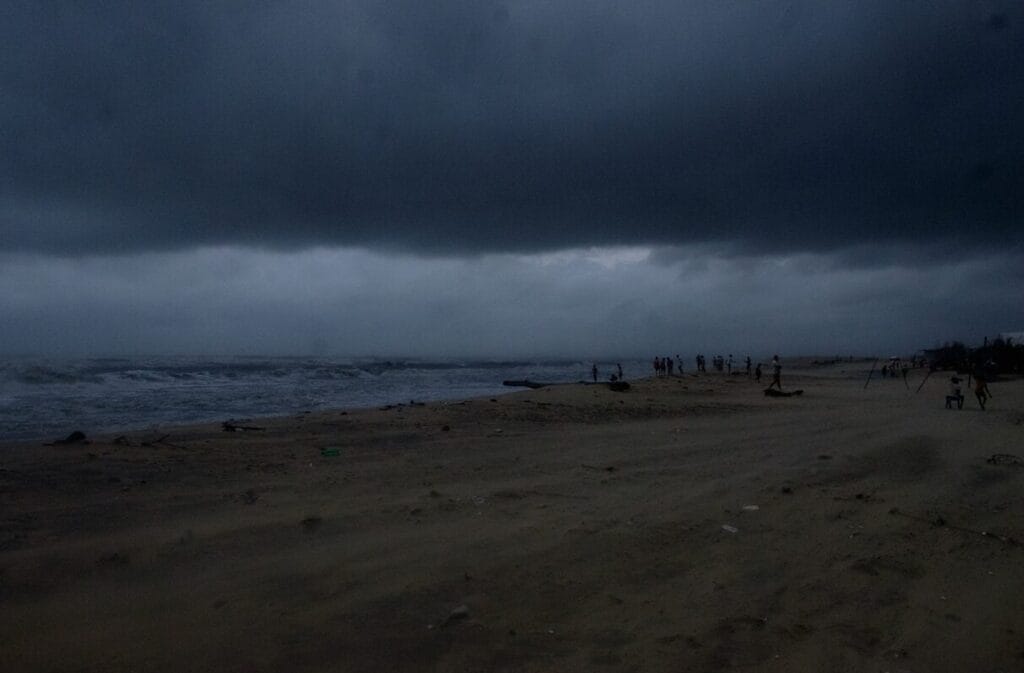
xmin=667 ymin=356 xmax=674 ymax=376
xmin=617 ymin=363 xmax=623 ymax=381
xmin=974 ymin=371 xmax=991 ymax=410
xmin=592 ymin=363 xmax=599 ymax=382
xmin=768 ymin=355 xmax=782 ymax=390
xmin=755 ymin=363 xmax=762 ymax=383
xmin=745 ymin=356 xmax=752 ymax=376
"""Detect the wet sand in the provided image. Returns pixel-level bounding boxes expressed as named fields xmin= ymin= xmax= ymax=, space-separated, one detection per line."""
xmin=2 ymin=362 xmax=1023 ymax=672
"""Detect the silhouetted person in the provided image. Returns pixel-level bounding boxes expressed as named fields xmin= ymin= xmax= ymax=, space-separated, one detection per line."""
xmin=745 ymin=356 xmax=751 ymax=376
xmin=768 ymin=355 xmax=782 ymax=390
xmin=974 ymin=372 xmax=991 ymax=410
xmin=667 ymin=357 xmax=674 ymax=376
xmin=617 ymin=363 xmax=623 ymax=380
xmin=755 ymin=363 xmax=762 ymax=383
xmin=727 ymin=355 xmax=733 ymax=375
xmin=592 ymin=363 xmax=598 ymax=382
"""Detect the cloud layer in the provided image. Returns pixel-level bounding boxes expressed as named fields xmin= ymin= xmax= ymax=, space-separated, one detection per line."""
xmin=3 ymin=1 xmax=1022 ymax=256
xmin=2 ymin=246 xmax=1019 ymax=357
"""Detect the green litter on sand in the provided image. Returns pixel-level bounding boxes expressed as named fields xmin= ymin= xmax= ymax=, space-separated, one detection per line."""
xmin=320 ymin=447 xmax=341 ymax=457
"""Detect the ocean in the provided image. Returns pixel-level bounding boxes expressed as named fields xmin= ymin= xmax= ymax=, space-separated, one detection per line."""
xmin=0 ymin=356 xmax=647 ymax=441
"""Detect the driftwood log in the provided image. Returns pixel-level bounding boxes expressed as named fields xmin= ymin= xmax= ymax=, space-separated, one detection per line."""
xmin=45 ymin=430 xmax=90 ymax=446
xmin=503 ymin=380 xmax=630 ymax=392
xmin=764 ymin=388 xmax=804 ymax=397
xmin=502 ymin=380 xmax=551 ymax=389
xmin=222 ymin=421 xmax=266 ymax=432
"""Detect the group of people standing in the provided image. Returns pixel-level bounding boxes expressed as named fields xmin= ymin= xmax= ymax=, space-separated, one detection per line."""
xmin=650 ymin=353 xmax=782 ymax=388
xmin=602 ymin=355 xmax=995 ymax=411
xmin=652 ymin=355 xmax=681 ymax=376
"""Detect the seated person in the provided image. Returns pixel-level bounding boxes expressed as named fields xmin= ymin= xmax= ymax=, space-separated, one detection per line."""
xmin=945 ymin=377 xmax=964 ymax=409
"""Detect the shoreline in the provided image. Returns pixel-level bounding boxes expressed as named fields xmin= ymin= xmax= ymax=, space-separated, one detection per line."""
xmin=0 ymin=356 xmax=659 ymax=445
xmin=2 ymin=357 xmax=877 ymax=446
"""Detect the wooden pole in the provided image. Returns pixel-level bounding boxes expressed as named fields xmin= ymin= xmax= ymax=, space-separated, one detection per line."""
xmin=864 ymin=358 xmax=879 ymax=390
xmin=915 ymin=368 xmax=934 ymax=394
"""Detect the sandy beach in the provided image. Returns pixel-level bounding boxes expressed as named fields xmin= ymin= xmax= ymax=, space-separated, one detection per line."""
xmin=2 ymin=361 xmax=1023 ymax=672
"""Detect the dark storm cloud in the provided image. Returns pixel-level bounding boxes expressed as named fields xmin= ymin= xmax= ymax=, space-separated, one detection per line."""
xmin=2 ymin=1 xmax=1022 ymax=256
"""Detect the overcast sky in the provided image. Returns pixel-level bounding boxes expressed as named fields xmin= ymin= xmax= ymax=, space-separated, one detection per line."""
xmin=2 ymin=2 xmax=1021 ymax=357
